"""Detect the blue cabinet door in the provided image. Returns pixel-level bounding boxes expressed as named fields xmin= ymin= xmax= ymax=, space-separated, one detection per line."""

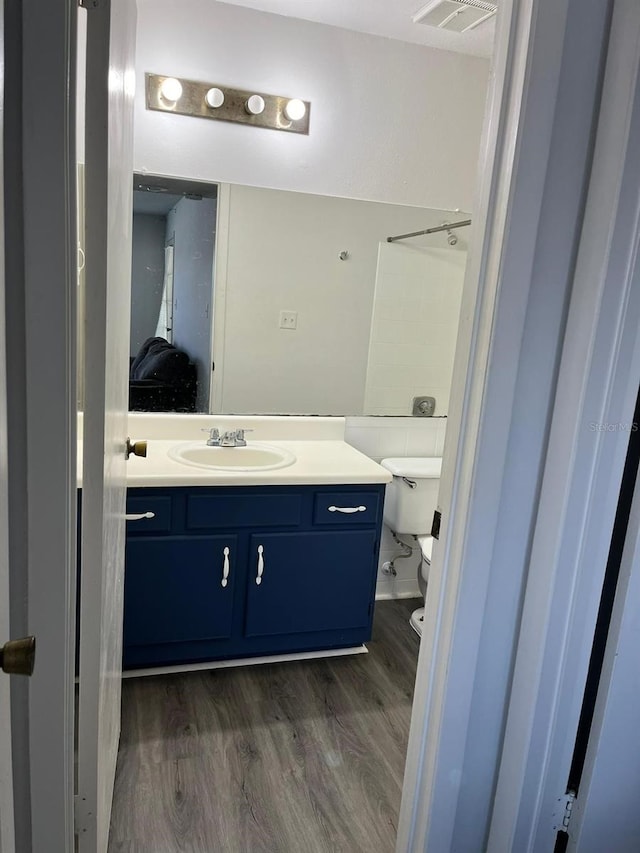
xmin=124 ymin=535 xmax=238 ymax=648
xmin=245 ymin=530 xmax=377 ymax=638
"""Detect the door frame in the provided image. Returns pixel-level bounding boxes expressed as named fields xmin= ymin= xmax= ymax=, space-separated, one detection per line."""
xmin=0 ymin=1 xmax=16 ymax=848
xmin=398 ymin=0 xmax=621 ymax=849
xmin=3 ymin=0 xmax=78 ymax=850
xmin=567 ymin=401 xmax=640 ymax=852
xmin=7 ymin=1 xmax=637 ymax=851
xmin=487 ymin=1 xmax=640 ymax=848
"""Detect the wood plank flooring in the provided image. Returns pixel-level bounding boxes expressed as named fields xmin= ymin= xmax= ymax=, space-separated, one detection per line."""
xmin=108 ymin=598 xmax=420 ymax=853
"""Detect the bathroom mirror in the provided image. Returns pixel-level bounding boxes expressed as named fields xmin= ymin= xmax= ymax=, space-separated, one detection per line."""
xmin=129 ymin=173 xmax=469 ymax=417
xmin=130 ymin=174 xmax=218 ymax=414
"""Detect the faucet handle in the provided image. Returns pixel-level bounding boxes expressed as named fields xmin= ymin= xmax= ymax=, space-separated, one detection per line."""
xmin=235 ymin=428 xmax=253 ymax=445
xmin=201 ymin=427 xmax=220 ymax=445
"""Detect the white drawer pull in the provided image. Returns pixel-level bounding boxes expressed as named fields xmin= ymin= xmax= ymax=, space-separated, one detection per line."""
xmin=222 ymin=546 xmax=230 ymax=588
xmin=256 ymin=545 xmax=264 ymax=585
xmin=328 ymin=505 xmax=367 ymax=514
xmin=125 ymin=512 xmax=156 ymax=521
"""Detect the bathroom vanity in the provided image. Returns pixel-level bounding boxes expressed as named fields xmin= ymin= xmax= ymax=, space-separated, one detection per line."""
xmin=124 ymin=482 xmax=385 ymax=669
xmin=78 ymin=415 xmax=392 ymax=674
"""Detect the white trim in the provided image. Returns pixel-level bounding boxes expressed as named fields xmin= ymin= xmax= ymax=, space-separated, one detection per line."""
xmin=567 ymin=414 xmax=640 ymax=852
xmin=488 ymin=2 xmax=640 ymax=849
xmin=121 ymin=645 xmax=368 ymax=679
xmin=375 ymin=581 xmax=421 ymax=600
xmin=18 ymin=1 xmax=78 ymax=849
xmin=210 ymin=182 xmax=231 ymax=413
xmin=78 ymin=1 xmax=136 ymax=850
xmin=397 ymin=0 xmax=616 ymax=849
xmin=397 ymin=0 xmax=539 ymax=844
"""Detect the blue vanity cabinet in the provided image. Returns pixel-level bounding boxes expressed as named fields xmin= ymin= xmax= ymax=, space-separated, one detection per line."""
xmin=123 ymin=535 xmax=238 ymax=648
xmin=122 ymin=483 xmax=385 ymax=670
xmin=244 ymin=531 xmax=378 ymax=637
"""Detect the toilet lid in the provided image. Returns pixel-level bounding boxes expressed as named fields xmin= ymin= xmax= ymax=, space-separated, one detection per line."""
xmin=417 ymin=535 xmax=433 ymax=563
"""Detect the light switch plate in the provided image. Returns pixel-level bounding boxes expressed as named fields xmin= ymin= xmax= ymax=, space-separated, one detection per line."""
xmin=279 ymin=311 xmax=298 ymax=330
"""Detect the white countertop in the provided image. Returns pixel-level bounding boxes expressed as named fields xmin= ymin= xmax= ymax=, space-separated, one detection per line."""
xmin=78 ymin=439 xmax=391 ymax=488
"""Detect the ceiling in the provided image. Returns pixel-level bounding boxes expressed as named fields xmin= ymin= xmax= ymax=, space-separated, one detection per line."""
xmin=218 ymin=0 xmax=496 ymax=58
xmin=133 ymin=191 xmax=183 ymax=216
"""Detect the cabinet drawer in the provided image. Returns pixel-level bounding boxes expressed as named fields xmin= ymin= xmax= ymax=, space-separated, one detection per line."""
xmin=186 ymin=493 xmax=302 ymax=530
xmin=313 ymin=492 xmax=379 ymax=525
xmin=126 ymin=495 xmax=172 ymax=533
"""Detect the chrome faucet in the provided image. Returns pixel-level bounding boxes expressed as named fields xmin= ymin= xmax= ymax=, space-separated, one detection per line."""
xmin=201 ymin=427 xmax=220 ymax=446
xmin=201 ymin=427 xmax=252 ymax=447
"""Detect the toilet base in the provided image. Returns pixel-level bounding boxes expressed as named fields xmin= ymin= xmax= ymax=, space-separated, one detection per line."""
xmin=410 ymin=607 xmax=425 ymax=637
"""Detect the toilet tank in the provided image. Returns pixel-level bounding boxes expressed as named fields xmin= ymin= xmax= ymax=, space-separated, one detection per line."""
xmin=381 ymin=457 xmax=442 ymax=535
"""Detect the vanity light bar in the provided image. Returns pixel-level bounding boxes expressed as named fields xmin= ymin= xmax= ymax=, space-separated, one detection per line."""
xmin=145 ymin=73 xmax=311 ymax=135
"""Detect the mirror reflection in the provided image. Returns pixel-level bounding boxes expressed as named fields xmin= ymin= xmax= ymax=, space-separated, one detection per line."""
xmin=130 ymin=175 xmax=217 ymax=413
xmin=129 ymin=174 xmax=469 ymax=417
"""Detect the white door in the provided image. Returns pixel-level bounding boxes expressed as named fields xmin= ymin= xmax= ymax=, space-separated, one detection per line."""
xmin=76 ymin=1 xmax=137 ymax=850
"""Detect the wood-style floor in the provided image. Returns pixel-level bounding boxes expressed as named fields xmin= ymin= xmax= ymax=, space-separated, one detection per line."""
xmin=108 ymin=598 xmax=420 ymax=853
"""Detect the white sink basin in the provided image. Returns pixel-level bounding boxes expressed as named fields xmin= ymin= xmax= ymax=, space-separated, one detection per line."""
xmin=168 ymin=441 xmax=296 ymax=472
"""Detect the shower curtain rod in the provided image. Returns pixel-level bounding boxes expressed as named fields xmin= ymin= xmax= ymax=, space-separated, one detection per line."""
xmin=386 ymin=218 xmax=472 ymax=243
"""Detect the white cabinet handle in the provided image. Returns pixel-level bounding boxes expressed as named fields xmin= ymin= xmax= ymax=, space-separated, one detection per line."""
xmin=256 ymin=545 xmax=264 ymax=585
xmin=327 ymin=505 xmax=367 ymax=514
xmin=222 ymin=546 xmax=230 ymax=588
xmin=125 ymin=512 xmax=156 ymax=521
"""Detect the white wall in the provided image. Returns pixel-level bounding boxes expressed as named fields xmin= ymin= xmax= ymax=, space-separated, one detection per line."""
xmin=166 ymin=196 xmax=216 ymax=411
xmin=365 ymin=244 xmax=466 ymax=415
xmin=130 ymin=213 xmax=166 ymax=356
xmin=217 ymin=184 xmax=469 ymax=415
xmin=134 ymin=0 xmax=489 ymax=210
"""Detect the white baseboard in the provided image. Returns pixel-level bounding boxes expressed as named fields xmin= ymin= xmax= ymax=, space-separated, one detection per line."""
xmin=376 ymin=578 xmax=422 ymax=600
xmin=122 ymin=644 xmax=368 ymax=679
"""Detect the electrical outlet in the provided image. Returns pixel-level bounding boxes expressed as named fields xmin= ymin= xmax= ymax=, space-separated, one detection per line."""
xmin=279 ymin=310 xmax=298 ymax=330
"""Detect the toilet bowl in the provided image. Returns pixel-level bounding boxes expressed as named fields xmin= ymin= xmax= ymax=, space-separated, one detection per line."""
xmin=380 ymin=457 xmax=442 ymax=638
xmin=410 ymin=535 xmax=433 ymax=636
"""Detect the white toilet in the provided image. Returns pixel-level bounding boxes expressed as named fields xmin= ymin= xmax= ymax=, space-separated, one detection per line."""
xmin=380 ymin=457 xmax=442 ymax=636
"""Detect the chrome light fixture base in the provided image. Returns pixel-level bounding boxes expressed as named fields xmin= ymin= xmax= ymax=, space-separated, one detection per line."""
xmin=146 ymin=73 xmax=311 ymax=135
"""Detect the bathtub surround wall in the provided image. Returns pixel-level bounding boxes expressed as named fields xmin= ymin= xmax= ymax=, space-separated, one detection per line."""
xmin=365 ymin=244 xmax=467 ymax=415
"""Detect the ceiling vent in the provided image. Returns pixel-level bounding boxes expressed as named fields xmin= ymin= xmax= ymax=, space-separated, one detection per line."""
xmin=413 ymin=0 xmax=497 ymax=33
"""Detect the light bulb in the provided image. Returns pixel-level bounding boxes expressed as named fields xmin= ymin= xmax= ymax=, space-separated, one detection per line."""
xmin=205 ymin=87 xmax=225 ymax=109
xmin=246 ymin=95 xmax=266 ymax=115
xmin=160 ymin=77 xmax=183 ymax=103
xmin=284 ymin=98 xmax=306 ymax=121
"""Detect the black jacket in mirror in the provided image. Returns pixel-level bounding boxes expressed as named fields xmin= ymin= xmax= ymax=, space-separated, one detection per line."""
xmin=129 ymin=337 xmax=197 ymax=412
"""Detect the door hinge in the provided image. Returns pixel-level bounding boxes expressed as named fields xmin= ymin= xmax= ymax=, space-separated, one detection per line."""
xmin=431 ymin=510 xmax=441 ymax=540
xmin=553 ymin=789 xmax=576 ymax=834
